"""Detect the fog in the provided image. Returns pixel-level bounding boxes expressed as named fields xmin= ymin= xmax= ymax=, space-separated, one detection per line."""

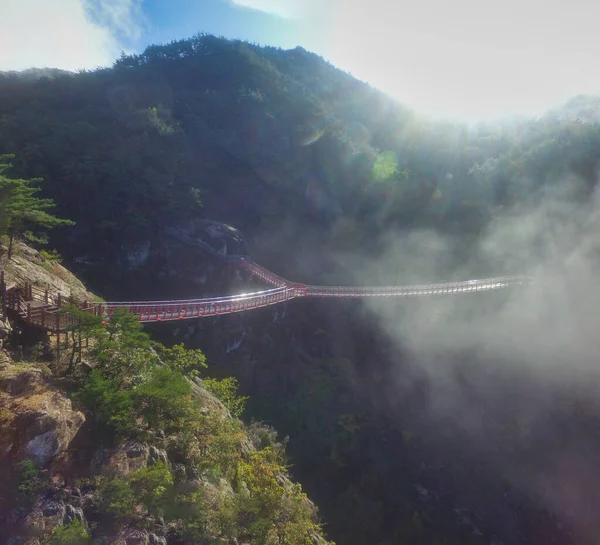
xmin=339 ymin=175 xmax=600 ymax=541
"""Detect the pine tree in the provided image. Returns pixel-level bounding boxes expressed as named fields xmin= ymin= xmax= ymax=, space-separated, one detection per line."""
xmin=0 ymin=155 xmax=74 ymax=259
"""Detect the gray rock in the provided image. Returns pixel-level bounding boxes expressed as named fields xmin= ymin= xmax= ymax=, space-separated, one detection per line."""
xmin=124 ymin=528 xmax=148 ymax=545
xmin=127 ymin=241 xmax=151 ymax=268
xmin=187 ymin=466 xmax=200 ymax=480
xmin=147 ymin=445 xmax=168 ymax=466
xmin=25 ymin=430 xmax=60 ymax=466
xmin=41 ymin=499 xmax=65 ymax=517
xmin=126 ymin=442 xmax=146 ymax=458
xmin=3 ymin=369 xmax=43 ymax=395
xmin=148 ymin=534 xmax=167 ymax=545
xmin=172 ymin=463 xmax=186 ymax=482
xmin=0 ymin=318 xmax=11 ymax=340
xmin=63 ymin=504 xmax=85 ymax=525
xmin=91 ymin=448 xmax=110 ymax=469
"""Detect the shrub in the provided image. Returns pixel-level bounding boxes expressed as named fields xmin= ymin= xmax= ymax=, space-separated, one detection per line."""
xmin=15 ymin=459 xmax=46 ymax=503
xmin=90 ymin=309 xmax=156 ymax=383
xmin=101 ymin=477 xmax=136 ymax=521
xmin=49 ymin=520 xmax=90 ymax=544
xmin=235 ymin=448 xmax=324 ymax=544
xmin=133 ymin=366 xmax=194 ymax=431
xmin=101 ymin=462 xmax=174 ymax=520
xmin=158 ymin=342 xmax=207 ymax=378
xmin=202 ymin=376 xmax=248 ymax=418
xmin=75 ymin=369 xmax=135 ymax=435
xmin=129 ymin=462 xmax=174 ymax=515
xmin=40 ymin=248 xmax=63 ymax=264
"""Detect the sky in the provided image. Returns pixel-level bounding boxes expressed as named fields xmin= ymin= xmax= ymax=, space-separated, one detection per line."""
xmin=2 ymin=0 xmax=600 ymax=122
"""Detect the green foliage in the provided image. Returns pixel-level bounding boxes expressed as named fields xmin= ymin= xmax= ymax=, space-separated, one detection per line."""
xmin=133 ymin=365 xmax=194 ymax=431
xmin=30 ymin=341 xmax=46 ymax=362
xmin=54 ymin=307 xmax=331 ymax=542
xmin=101 ymin=462 xmax=174 ymax=521
xmin=202 ymin=376 xmax=248 ymax=418
xmin=371 ymin=151 xmax=399 ymax=182
xmin=101 ymin=476 xmax=136 ymax=521
xmin=49 ymin=520 xmax=91 ymax=545
xmin=235 ymin=448 xmax=328 ymax=544
xmin=158 ymin=342 xmax=207 ymax=377
xmin=246 ymin=420 xmax=286 ymax=454
xmin=40 ymin=248 xmax=63 ymax=263
xmin=75 ymin=369 xmax=135 ymax=435
xmin=0 ymin=154 xmax=74 ymax=258
xmin=89 ymin=309 xmax=155 ymax=383
xmin=129 ymin=462 xmax=174 ymax=514
xmin=15 ymin=459 xmax=46 ymax=503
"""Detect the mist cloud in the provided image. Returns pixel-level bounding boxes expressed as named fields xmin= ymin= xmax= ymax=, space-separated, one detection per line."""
xmin=338 ymin=174 xmax=600 ymax=539
xmin=0 ymin=0 xmax=144 ymax=71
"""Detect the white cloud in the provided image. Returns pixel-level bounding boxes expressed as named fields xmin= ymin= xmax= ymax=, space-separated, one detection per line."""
xmin=0 ymin=0 xmax=144 ymax=72
xmin=231 ymin=0 xmax=326 ymax=19
xmin=318 ymin=0 xmax=600 ymax=121
xmin=235 ymin=0 xmax=600 ymax=121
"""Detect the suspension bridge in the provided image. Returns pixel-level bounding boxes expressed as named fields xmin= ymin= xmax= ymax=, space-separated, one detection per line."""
xmin=2 ymin=258 xmax=532 ymax=332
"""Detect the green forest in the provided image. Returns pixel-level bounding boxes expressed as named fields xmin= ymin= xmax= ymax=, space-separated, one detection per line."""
xmin=3 ymin=35 xmax=600 ymax=276
xmin=2 ymin=34 xmax=600 ymax=545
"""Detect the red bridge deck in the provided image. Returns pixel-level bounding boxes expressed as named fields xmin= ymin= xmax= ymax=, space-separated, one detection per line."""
xmin=1 ymin=261 xmax=532 ymax=329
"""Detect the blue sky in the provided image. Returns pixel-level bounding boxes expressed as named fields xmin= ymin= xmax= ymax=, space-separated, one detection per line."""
xmin=2 ymin=0 xmax=600 ymax=122
xmin=141 ymin=0 xmax=311 ymax=49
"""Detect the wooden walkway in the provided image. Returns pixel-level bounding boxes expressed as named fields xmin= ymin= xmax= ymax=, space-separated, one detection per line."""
xmin=1 ymin=270 xmax=99 ymax=332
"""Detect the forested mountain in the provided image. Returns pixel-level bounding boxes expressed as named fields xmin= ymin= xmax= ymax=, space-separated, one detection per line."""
xmin=3 ymin=34 xmax=599 ymax=279
xmin=2 ymin=34 xmax=600 ymax=545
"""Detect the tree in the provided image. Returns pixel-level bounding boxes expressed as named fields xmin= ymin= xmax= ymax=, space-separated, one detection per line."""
xmin=133 ymin=366 xmax=194 ymax=431
xmin=157 ymin=342 xmax=207 ymax=378
xmin=0 ymin=154 xmax=74 ymax=259
xmin=89 ymin=308 xmax=156 ymax=384
xmin=49 ymin=520 xmax=91 ymax=545
xmin=75 ymin=369 xmax=136 ymax=435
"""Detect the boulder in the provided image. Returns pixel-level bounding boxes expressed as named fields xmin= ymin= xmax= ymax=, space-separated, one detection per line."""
xmin=0 ymin=318 xmax=11 ymax=349
xmin=147 ymin=445 xmax=168 ymax=467
xmin=0 ymin=365 xmax=84 ymax=466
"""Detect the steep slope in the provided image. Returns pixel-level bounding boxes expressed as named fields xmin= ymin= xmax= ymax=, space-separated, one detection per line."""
xmin=0 ymin=243 xmax=332 ymax=544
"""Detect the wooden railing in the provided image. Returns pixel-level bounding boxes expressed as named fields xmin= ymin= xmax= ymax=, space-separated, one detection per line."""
xmin=3 ymin=271 xmax=95 ymax=332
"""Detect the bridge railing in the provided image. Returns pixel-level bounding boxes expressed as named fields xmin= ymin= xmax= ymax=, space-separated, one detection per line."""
xmin=100 ymin=286 xmax=297 ymax=322
xmin=305 ymin=276 xmax=533 ymax=298
xmin=2 ymin=261 xmax=535 ymax=329
xmin=240 ymin=260 xmax=290 ymax=288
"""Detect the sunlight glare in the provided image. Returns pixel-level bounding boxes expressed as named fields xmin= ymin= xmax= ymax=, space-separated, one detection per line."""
xmin=323 ymin=0 xmax=600 ymax=122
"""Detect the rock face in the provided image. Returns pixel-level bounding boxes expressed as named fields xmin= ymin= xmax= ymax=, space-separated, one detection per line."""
xmin=0 ymin=317 xmax=11 ymax=349
xmin=0 ymin=364 xmax=85 ymax=466
xmin=1 ymin=241 xmax=97 ymax=302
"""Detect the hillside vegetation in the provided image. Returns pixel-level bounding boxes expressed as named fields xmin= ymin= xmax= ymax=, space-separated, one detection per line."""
xmin=0 ymin=244 xmax=331 ymax=544
xmin=2 ymin=34 xmax=599 ymax=275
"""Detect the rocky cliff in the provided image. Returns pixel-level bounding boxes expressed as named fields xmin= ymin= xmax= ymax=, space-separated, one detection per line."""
xmin=0 ymin=243 xmax=332 ymax=545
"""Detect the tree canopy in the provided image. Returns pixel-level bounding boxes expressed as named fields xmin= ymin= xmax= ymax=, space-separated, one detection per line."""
xmin=0 ymin=154 xmax=73 ymax=258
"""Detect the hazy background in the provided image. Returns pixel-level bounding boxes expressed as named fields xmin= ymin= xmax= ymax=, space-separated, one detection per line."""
xmin=338 ymin=174 xmax=600 ymax=540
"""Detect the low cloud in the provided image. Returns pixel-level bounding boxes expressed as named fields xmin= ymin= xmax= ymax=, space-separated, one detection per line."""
xmin=0 ymin=0 xmax=144 ymax=71
xmin=337 ymin=175 xmax=600 ymax=539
